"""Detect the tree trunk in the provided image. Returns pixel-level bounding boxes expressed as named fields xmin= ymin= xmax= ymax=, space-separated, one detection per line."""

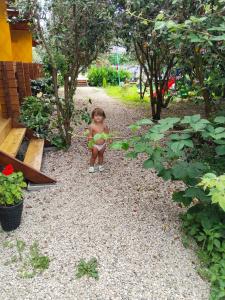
xmin=52 ymin=67 xmax=59 ymax=102
xmin=140 ymin=65 xmax=143 ymax=100
xmin=194 ymin=50 xmax=212 ymax=118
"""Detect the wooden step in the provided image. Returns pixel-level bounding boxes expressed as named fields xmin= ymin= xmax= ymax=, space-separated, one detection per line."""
xmin=24 ymin=139 xmax=44 ymax=171
xmin=0 ymin=128 xmax=26 ymax=157
xmin=0 ymin=118 xmax=11 ymax=145
xmin=0 ymin=150 xmax=56 ymax=184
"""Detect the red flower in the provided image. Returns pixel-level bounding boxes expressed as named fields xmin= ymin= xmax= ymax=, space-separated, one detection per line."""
xmin=2 ymin=164 xmax=14 ymax=176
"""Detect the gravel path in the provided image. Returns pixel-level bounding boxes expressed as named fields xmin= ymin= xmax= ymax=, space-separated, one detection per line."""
xmin=0 ymin=87 xmax=209 ymax=300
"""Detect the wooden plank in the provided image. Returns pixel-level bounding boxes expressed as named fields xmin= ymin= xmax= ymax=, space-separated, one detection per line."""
xmin=0 ymin=88 xmax=18 ymax=97
xmin=0 ymin=118 xmax=11 ymax=145
xmin=0 ymin=81 xmax=17 ymax=88
xmin=0 ymin=150 xmax=56 ymax=184
xmin=0 ymin=128 xmax=26 ymax=157
xmin=24 ymin=139 xmax=44 ymax=171
xmin=0 ymin=71 xmax=15 ymax=79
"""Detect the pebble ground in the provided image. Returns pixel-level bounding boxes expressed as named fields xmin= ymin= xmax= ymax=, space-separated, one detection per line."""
xmin=0 ymin=87 xmax=209 ymax=300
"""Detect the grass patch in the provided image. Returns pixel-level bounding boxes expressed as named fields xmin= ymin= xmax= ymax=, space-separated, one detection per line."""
xmin=105 ymin=85 xmax=149 ymax=105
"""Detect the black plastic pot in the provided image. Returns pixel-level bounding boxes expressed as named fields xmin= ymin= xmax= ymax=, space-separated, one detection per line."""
xmin=0 ymin=201 xmax=23 ymax=232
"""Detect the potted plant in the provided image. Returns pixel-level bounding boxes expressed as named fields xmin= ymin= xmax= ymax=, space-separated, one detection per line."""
xmin=0 ymin=164 xmax=27 ymax=232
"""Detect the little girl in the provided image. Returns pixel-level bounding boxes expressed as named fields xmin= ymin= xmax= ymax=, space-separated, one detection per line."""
xmin=88 ymin=108 xmax=109 ymax=173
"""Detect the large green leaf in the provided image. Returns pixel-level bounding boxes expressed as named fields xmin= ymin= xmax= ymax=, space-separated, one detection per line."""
xmin=215 ymin=127 xmax=225 ymax=134
xmin=181 ymin=115 xmax=201 ymax=124
xmin=111 ymin=141 xmax=129 ymax=151
xmin=169 ymin=133 xmax=191 ymax=140
xmin=216 ymin=145 xmax=225 ymax=156
xmin=191 ymin=120 xmax=210 ymax=132
xmin=173 ymin=191 xmax=192 ymax=206
xmin=143 ymin=159 xmax=154 ymax=169
xmin=184 ymin=187 xmax=210 ymax=202
xmin=171 ymin=162 xmax=189 ymax=179
xmin=210 ymin=35 xmax=225 ymax=41
xmin=214 ymin=116 xmax=225 ymax=124
xmin=169 ymin=139 xmax=193 ymax=153
xmin=159 ymin=117 xmax=180 ymax=126
xmin=126 ymin=151 xmax=138 ymax=159
xmin=134 ymin=142 xmax=147 ymax=153
xmin=189 ymin=33 xmax=205 ymax=43
xmin=145 ymin=132 xmax=164 ymax=141
xmin=128 ymin=124 xmax=141 ymax=132
xmin=171 ymin=162 xmax=208 ymax=180
xmin=136 ymin=119 xmax=153 ymax=126
xmin=158 ymin=168 xmax=172 ymax=181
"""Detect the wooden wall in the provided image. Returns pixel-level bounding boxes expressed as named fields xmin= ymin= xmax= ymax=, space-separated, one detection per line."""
xmin=0 ymin=62 xmax=43 ymax=119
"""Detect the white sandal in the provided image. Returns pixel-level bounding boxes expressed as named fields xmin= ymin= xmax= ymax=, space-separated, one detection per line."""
xmin=89 ymin=166 xmax=95 ymax=173
xmin=98 ymin=165 xmax=105 ymax=172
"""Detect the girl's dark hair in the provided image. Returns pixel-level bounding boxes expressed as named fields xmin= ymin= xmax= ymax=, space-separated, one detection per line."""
xmin=91 ymin=108 xmax=106 ymax=119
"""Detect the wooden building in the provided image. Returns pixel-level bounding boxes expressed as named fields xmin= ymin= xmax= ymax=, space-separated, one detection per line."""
xmin=0 ymin=1 xmax=55 ymax=184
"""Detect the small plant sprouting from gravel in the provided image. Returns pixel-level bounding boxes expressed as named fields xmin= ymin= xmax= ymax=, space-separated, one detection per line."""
xmin=16 ymin=240 xmax=26 ymax=261
xmin=3 ymin=239 xmax=50 ymax=278
xmin=75 ymin=258 xmax=99 ymax=280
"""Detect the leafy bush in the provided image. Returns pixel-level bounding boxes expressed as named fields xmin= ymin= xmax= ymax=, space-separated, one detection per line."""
xmin=20 ymin=96 xmax=91 ymax=149
xmin=20 ymin=96 xmax=54 ymax=139
xmin=111 ymin=114 xmax=225 ymax=299
xmin=31 ymin=78 xmax=54 ymax=96
xmin=88 ymin=66 xmax=131 ymax=86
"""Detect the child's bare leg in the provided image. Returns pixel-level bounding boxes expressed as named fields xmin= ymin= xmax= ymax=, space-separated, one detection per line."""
xmin=90 ymin=147 xmax=98 ymax=166
xmin=98 ymin=146 xmax=106 ymax=165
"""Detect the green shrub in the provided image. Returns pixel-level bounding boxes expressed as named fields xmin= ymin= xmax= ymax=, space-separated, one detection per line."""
xmin=20 ymin=96 xmax=91 ymax=150
xmin=31 ymin=78 xmax=54 ymax=96
xmin=20 ymin=96 xmax=53 ymax=139
xmin=88 ymin=66 xmax=131 ymax=86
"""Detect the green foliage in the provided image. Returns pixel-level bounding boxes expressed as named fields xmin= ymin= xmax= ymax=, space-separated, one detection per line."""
xmin=88 ymin=66 xmax=131 ymax=86
xmin=3 ymin=240 xmax=50 ymax=279
xmin=112 ymin=114 xmax=225 ymax=298
xmin=16 ymin=0 xmax=116 ymax=147
xmin=0 ymin=172 xmax=26 ymax=206
xmin=20 ymin=96 xmax=53 ymax=138
xmin=28 ymin=242 xmax=50 ymax=274
xmin=108 ymin=52 xmax=136 ymax=65
xmin=182 ymin=205 xmax=225 ymax=299
xmin=16 ymin=240 xmax=26 ymax=261
xmin=199 ymin=174 xmax=225 ymax=211
xmin=114 ymin=0 xmax=225 ymax=118
xmin=20 ymin=96 xmax=91 ymax=149
xmin=75 ymin=258 xmax=99 ymax=280
xmin=31 ymin=78 xmax=54 ymax=96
